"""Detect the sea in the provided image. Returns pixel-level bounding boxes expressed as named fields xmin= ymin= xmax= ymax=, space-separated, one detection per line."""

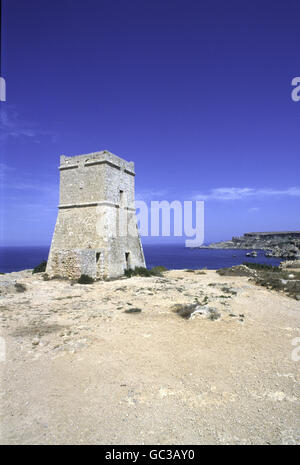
xmin=0 ymin=244 xmax=283 ymax=274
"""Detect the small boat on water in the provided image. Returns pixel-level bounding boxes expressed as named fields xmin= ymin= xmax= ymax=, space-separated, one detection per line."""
xmin=246 ymin=250 xmax=258 ymax=257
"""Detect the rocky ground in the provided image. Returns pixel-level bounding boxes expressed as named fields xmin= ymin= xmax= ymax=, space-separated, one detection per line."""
xmin=0 ymin=268 xmax=299 ymax=445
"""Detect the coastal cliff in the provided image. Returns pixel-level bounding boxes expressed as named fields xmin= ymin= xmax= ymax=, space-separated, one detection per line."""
xmin=200 ymin=231 xmax=300 ymax=260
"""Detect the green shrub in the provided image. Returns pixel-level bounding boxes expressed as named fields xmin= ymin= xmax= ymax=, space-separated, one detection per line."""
xmin=51 ymin=274 xmax=69 ymax=281
xmin=217 ymin=266 xmax=253 ymax=277
xmin=221 ymin=286 xmax=237 ymax=295
xmin=286 ymin=280 xmax=300 ymax=298
xmin=242 ymin=262 xmax=280 ymax=272
xmin=253 ymin=271 xmax=300 ymax=299
xmin=124 ymin=267 xmax=151 ymax=277
xmin=77 ymin=274 xmax=94 ymax=284
xmin=208 ymin=308 xmax=221 ymax=320
xmin=136 ymin=267 xmax=154 ymax=277
xmin=15 ymin=283 xmax=27 ymax=293
xmin=124 ymin=266 xmax=167 ymax=278
xmin=202 ymin=295 xmax=209 ymax=304
xmin=172 ymin=303 xmax=198 ymax=319
xmin=32 ymin=260 xmax=47 ymax=274
xmin=151 ymin=265 xmax=168 ymax=274
xmin=124 ymin=308 xmax=142 ymax=314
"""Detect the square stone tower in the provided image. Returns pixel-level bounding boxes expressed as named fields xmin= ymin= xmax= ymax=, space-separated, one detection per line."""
xmin=46 ymin=150 xmax=145 ymax=279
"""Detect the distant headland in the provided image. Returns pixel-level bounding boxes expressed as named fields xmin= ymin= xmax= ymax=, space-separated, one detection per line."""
xmin=199 ymin=231 xmax=300 ymax=260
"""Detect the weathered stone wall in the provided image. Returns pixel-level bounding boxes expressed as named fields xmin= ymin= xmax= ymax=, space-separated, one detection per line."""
xmin=46 ymin=150 xmax=145 ymax=279
xmin=49 ymin=249 xmax=102 ymax=280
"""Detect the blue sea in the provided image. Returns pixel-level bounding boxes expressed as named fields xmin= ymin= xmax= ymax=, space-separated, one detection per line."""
xmin=0 ymin=244 xmax=283 ymax=274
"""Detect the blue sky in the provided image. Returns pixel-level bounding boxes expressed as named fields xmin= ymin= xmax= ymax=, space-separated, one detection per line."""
xmin=0 ymin=0 xmax=299 ymax=246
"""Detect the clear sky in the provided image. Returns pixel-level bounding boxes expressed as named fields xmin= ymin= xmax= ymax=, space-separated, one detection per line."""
xmin=0 ymin=0 xmax=299 ymax=246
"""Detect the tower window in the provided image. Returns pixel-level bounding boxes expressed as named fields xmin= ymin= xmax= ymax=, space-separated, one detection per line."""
xmin=120 ymin=190 xmax=124 ymax=206
xmin=125 ymin=252 xmax=130 ymax=270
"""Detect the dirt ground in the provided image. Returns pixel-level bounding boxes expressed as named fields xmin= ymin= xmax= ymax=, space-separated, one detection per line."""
xmin=0 ymin=269 xmax=299 ymax=445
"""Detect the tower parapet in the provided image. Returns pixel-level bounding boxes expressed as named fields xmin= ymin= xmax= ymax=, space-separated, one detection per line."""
xmin=46 ymin=150 xmax=145 ymax=279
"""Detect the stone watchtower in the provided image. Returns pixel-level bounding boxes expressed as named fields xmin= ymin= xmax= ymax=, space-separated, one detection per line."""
xmin=46 ymin=150 xmax=145 ymax=279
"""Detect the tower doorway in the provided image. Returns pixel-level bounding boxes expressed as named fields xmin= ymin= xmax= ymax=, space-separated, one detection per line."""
xmin=125 ymin=252 xmax=131 ymax=270
xmin=95 ymin=251 xmax=102 ymax=278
